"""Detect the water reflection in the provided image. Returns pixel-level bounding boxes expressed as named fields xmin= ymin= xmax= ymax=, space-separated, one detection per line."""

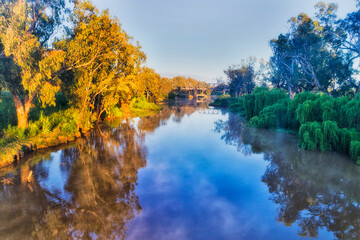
xmin=0 ymin=105 xmax=203 ymax=239
xmin=216 ymin=113 xmax=360 ymax=239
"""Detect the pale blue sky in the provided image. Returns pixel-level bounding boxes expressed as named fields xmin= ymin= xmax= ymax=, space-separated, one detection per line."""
xmin=92 ymin=0 xmax=356 ymax=82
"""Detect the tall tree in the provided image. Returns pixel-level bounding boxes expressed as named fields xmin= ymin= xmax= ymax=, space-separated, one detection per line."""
xmin=270 ymin=34 xmax=300 ymax=98
xmin=136 ymin=68 xmax=162 ymax=102
xmin=314 ymin=2 xmax=358 ymax=95
xmin=0 ymin=0 xmax=68 ymax=128
xmin=58 ymin=1 xmax=145 ymax=130
xmin=225 ymin=57 xmax=256 ymax=97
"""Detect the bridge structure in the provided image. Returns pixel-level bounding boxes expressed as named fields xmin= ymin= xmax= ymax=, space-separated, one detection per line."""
xmin=176 ymin=87 xmax=211 ymax=102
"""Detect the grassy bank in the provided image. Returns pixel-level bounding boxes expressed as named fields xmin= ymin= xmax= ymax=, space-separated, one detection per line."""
xmin=0 ymin=95 xmax=161 ymax=168
xmin=213 ymin=87 xmax=360 ymax=164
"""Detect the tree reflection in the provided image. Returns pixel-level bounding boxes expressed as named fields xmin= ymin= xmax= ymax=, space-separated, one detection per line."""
xmin=0 ymin=106 xmax=202 ymax=239
xmin=32 ymin=120 xmax=146 ymax=239
xmin=216 ymin=112 xmax=360 ymax=239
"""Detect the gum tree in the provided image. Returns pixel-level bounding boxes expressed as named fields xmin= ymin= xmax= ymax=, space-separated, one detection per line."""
xmin=0 ymin=0 xmax=68 ymax=128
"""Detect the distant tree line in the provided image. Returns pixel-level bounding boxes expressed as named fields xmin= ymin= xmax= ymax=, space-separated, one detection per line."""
xmin=225 ymin=1 xmax=360 ymax=99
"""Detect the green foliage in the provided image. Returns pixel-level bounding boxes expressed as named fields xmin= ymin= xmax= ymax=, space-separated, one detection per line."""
xmin=131 ymin=96 xmax=161 ymax=111
xmin=228 ymin=98 xmax=245 ymax=112
xmin=211 ymin=95 xmax=233 ymax=107
xmin=350 ymin=141 xmax=360 ymax=163
xmin=0 ymin=91 xmax=16 ymax=129
xmin=4 ymin=125 xmax=26 ymax=142
xmin=0 ymin=107 xmax=80 ymax=147
xmin=299 ymin=121 xmax=323 ymax=150
xmin=27 ymin=121 xmax=40 ymax=137
xmin=249 ymin=98 xmax=289 ymax=129
xmin=48 ymin=109 xmax=79 ymax=134
xmin=108 ymin=106 xmax=124 ymax=118
xmin=228 ymin=87 xmax=360 ymax=162
xmin=244 ymin=87 xmax=288 ymax=119
xmin=38 ymin=112 xmax=52 ymax=134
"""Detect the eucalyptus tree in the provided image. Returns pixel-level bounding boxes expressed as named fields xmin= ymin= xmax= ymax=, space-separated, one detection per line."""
xmin=224 ymin=57 xmax=256 ymax=97
xmin=0 ymin=0 xmax=69 ymax=128
xmin=269 ymin=13 xmax=352 ymax=96
xmin=58 ymin=0 xmax=146 ymax=130
xmin=136 ymin=68 xmax=162 ymax=102
xmin=270 ymin=34 xmax=300 ymax=98
xmin=315 ymin=2 xmax=358 ymax=94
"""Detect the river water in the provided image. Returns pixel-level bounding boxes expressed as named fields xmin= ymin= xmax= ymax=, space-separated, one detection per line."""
xmin=1 ymin=104 xmax=360 ymax=240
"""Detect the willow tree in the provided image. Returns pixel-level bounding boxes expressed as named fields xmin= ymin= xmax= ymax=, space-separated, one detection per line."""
xmin=58 ymin=1 xmax=145 ymax=130
xmin=0 ymin=0 xmax=68 ymax=128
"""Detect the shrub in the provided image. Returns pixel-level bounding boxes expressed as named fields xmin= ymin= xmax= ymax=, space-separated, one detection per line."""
xmin=27 ymin=121 xmax=40 ymax=137
xmin=108 ymin=106 xmax=124 ymax=118
xmin=4 ymin=125 xmax=26 ymax=141
xmin=228 ymin=98 xmax=245 ymax=112
xmin=131 ymin=96 xmax=161 ymax=111
xmin=211 ymin=95 xmax=233 ymax=107
xmin=38 ymin=112 xmax=52 ymax=134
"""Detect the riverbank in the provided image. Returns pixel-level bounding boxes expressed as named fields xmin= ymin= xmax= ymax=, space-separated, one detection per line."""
xmin=0 ymin=129 xmax=82 ymax=168
xmin=212 ymin=87 xmax=360 ymax=163
xmin=0 ymin=106 xmax=161 ymax=169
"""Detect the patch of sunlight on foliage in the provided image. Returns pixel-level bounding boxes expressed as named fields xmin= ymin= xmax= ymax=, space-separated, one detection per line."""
xmin=0 ymin=108 xmax=80 ymax=146
xmin=130 ymin=96 xmax=161 ymax=111
xmin=108 ymin=106 xmax=124 ymax=118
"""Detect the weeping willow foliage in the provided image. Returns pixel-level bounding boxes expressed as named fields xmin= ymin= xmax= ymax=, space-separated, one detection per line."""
xmin=228 ymin=98 xmax=245 ymax=112
xmin=228 ymin=87 xmax=360 ymax=162
xmin=243 ymin=87 xmax=288 ymax=119
xmin=350 ymin=141 xmax=360 ymax=164
xmin=249 ymin=98 xmax=289 ymax=129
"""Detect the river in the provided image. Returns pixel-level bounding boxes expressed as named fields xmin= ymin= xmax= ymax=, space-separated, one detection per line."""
xmin=0 ymin=104 xmax=359 ymax=240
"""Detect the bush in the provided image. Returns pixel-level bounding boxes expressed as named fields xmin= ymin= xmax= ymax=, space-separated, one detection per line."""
xmin=131 ymin=96 xmax=161 ymax=111
xmin=108 ymin=106 xmax=124 ymax=118
xmin=228 ymin=98 xmax=245 ymax=112
xmin=38 ymin=112 xmax=52 ymax=134
xmin=211 ymin=95 xmax=233 ymax=107
xmin=27 ymin=121 xmax=40 ymax=137
xmin=4 ymin=125 xmax=26 ymax=142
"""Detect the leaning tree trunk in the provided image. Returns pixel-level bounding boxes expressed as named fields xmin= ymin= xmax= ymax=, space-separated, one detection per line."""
xmin=11 ymin=92 xmax=32 ymax=129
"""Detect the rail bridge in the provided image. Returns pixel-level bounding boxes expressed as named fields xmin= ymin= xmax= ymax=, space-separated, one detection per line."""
xmin=176 ymin=87 xmax=211 ymax=102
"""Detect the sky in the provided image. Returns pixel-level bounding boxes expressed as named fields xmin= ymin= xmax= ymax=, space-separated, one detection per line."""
xmin=91 ymin=0 xmax=357 ymax=83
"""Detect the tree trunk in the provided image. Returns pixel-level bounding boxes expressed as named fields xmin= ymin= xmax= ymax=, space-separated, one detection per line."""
xmin=11 ymin=92 xmax=32 ymax=129
xmin=287 ymin=84 xmax=295 ymax=99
